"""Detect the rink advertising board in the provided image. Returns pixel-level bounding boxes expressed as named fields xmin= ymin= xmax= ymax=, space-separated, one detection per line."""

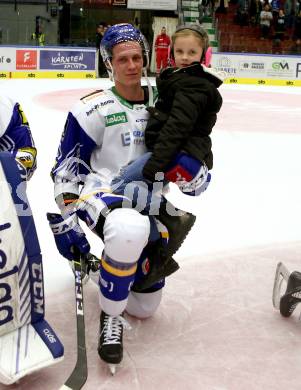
xmin=40 ymin=49 xmax=95 ymax=71
xmin=127 ymin=0 xmax=177 ymax=10
xmin=212 ymin=53 xmax=301 ymax=86
xmin=0 ymin=46 xmax=96 ymax=78
xmin=0 ymin=47 xmax=16 ymax=71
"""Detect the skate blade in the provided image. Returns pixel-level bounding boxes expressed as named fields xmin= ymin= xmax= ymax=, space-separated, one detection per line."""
xmin=272 ymin=262 xmax=290 ymax=309
xmin=108 ymin=364 xmax=117 ymax=375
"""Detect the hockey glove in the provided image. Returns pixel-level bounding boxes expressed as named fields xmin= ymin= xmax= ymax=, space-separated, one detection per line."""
xmin=13 ymin=147 xmax=37 ymax=181
xmin=165 ymin=152 xmax=210 ymax=196
xmin=47 ymin=212 xmax=90 ymax=261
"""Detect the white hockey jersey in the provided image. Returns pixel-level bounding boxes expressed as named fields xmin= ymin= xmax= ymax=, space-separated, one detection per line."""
xmin=52 ymin=86 xmax=156 ymax=199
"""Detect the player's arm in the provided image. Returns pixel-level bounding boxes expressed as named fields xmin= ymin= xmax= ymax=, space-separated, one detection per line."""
xmin=49 ymin=108 xmax=96 ymax=260
xmin=51 ymin=110 xmax=97 ymax=201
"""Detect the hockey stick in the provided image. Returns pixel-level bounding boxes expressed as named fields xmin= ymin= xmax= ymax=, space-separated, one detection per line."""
xmin=60 ymin=247 xmax=88 ymax=390
xmin=272 ymin=262 xmax=290 ymax=310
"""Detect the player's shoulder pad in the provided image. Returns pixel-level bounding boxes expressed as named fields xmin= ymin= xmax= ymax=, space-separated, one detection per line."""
xmin=0 ymin=95 xmax=15 ymax=137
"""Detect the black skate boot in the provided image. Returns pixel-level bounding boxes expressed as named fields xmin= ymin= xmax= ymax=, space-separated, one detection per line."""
xmin=98 ymin=311 xmax=124 ymax=367
xmin=157 ymin=200 xmax=196 ymax=258
xmin=133 ymin=201 xmax=196 ymax=291
xmin=280 ymin=271 xmax=301 ymax=317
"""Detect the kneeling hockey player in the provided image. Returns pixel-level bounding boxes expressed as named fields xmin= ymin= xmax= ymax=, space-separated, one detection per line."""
xmin=49 ymin=24 xmax=197 ymax=373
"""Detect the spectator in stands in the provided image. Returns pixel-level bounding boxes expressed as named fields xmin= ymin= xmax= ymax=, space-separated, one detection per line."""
xmin=260 ymin=4 xmax=273 ymax=38
xmin=215 ymin=0 xmax=229 ymax=14
xmin=96 ymin=22 xmax=107 ymax=77
xmin=262 ymin=0 xmax=271 ymax=11
xmin=271 ymin=0 xmax=280 ymax=27
xmin=236 ymin=0 xmax=250 ymax=25
xmin=250 ymin=0 xmax=262 ymax=26
xmin=272 ymin=38 xmax=283 ymax=53
xmin=294 ymin=9 xmax=301 ymax=39
xmin=199 ymin=0 xmax=213 ymax=22
xmin=284 ymin=0 xmax=295 ymax=29
xmin=31 ymin=25 xmax=45 ymax=46
xmin=274 ymin=9 xmax=286 ymax=40
xmin=154 ymin=27 xmax=171 ymax=74
xmin=290 ymin=37 xmax=301 ymax=53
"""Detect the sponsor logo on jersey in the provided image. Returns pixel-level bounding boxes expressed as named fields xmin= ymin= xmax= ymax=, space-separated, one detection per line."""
xmin=86 ymin=100 xmax=114 ymax=116
xmin=133 ymin=129 xmax=144 ymax=145
xmin=121 ymin=132 xmax=131 ymax=146
xmin=105 ymin=112 xmax=127 ymax=127
xmin=136 ymin=118 xmax=148 ymax=123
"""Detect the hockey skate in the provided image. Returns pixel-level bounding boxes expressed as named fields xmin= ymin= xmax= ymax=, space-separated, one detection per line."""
xmin=273 ymin=262 xmax=301 ymax=317
xmin=273 ymin=262 xmax=290 ymax=309
xmin=98 ymin=311 xmax=130 ymax=375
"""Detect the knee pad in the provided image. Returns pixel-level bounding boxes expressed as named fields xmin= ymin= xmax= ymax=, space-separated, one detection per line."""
xmin=103 ymin=208 xmax=150 ymax=263
xmin=126 ymin=289 xmax=163 ymax=319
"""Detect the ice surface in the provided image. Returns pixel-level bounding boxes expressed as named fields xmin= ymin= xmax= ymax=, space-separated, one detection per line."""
xmin=1 ymin=78 xmax=301 ymax=389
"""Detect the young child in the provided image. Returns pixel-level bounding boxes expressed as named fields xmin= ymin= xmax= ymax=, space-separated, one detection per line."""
xmin=113 ymin=24 xmax=224 ymax=209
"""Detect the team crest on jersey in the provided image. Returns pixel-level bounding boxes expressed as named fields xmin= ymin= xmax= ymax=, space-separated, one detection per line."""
xmin=141 ymin=258 xmax=150 ymax=275
xmin=105 ymin=112 xmax=127 ymax=127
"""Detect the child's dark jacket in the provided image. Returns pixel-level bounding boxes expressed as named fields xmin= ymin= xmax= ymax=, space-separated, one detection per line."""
xmin=143 ymin=62 xmax=223 ymax=181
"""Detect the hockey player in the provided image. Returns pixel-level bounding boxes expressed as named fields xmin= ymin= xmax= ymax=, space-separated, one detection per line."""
xmin=49 ymin=23 xmax=195 ymax=372
xmin=0 ymin=96 xmax=64 ymax=385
